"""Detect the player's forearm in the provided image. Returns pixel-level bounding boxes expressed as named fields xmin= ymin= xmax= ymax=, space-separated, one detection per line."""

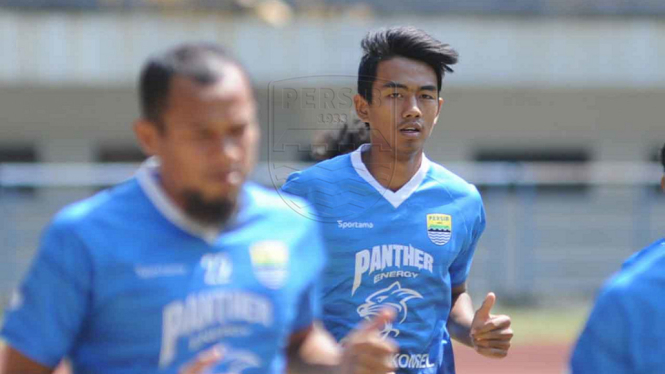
xmin=287 ymin=353 xmax=339 ymax=374
xmin=0 ymin=345 xmax=55 ymax=374
xmin=447 ymin=291 xmax=475 ymax=347
xmin=287 ymin=314 xmax=397 ymax=374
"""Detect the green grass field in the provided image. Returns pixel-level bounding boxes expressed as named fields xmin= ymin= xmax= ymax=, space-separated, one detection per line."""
xmin=496 ymin=306 xmax=591 ymax=345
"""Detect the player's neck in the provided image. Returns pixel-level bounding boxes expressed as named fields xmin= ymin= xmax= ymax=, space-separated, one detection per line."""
xmin=362 ymin=144 xmax=423 ymax=192
xmin=159 ymin=175 xmax=188 ymax=211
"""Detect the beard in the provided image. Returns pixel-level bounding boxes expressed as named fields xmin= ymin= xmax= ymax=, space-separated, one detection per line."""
xmin=182 ymin=190 xmax=238 ymax=225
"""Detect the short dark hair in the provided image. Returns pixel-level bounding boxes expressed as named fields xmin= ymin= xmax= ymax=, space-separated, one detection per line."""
xmin=660 ymin=143 xmax=665 ymax=172
xmin=311 ymin=117 xmax=370 ymax=161
xmin=139 ymin=42 xmax=241 ymax=130
xmin=357 ymin=26 xmax=459 ymax=103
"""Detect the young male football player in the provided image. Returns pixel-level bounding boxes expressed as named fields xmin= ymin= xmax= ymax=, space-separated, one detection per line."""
xmin=282 ymin=27 xmax=513 ymax=373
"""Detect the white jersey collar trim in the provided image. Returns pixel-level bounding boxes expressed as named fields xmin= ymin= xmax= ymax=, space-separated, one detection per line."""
xmin=350 ymin=144 xmax=430 ymax=209
xmin=136 ymin=157 xmax=220 ymax=244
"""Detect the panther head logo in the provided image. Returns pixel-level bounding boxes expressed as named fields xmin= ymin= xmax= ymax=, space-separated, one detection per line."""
xmin=356 ymin=281 xmax=423 ymax=338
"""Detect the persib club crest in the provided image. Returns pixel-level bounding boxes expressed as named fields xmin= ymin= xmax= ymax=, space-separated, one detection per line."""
xmin=427 ymin=214 xmax=452 ymax=246
xmin=250 ymin=241 xmax=289 ymax=289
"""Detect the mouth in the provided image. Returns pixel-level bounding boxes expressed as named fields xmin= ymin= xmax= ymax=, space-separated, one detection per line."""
xmin=398 ymin=123 xmax=423 ymax=137
xmin=208 ymin=170 xmax=243 ymax=185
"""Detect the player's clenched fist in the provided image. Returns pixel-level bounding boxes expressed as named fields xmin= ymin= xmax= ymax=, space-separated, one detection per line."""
xmin=178 ymin=345 xmax=225 ymax=374
xmin=339 ymin=309 xmax=399 ymax=374
xmin=470 ymin=292 xmax=513 ymax=359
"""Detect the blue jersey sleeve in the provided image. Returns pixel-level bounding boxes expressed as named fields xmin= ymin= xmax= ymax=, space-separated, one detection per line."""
xmin=570 ymin=284 xmax=632 ymax=373
xmin=282 ymin=170 xmax=325 ymax=333
xmin=281 ymin=171 xmax=306 ymax=199
xmin=449 ymin=189 xmax=486 ymax=286
xmin=0 ymin=217 xmax=92 ymax=368
xmin=290 ymin=208 xmax=326 ymax=333
xmin=282 ymin=170 xmax=325 ymax=219
xmin=291 ymin=283 xmax=319 ymax=333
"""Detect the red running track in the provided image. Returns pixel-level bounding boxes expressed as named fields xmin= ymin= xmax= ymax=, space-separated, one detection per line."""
xmin=454 ymin=342 xmax=572 ymax=374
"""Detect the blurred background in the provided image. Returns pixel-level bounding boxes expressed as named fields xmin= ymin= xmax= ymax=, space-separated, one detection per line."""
xmin=1 ymin=1 xmax=665 ymax=373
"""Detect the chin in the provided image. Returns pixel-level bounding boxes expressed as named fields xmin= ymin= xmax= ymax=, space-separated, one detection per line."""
xmin=396 ymin=141 xmax=423 ymax=155
xmin=183 ymin=191 xmax=238 ymax=225
xmin=203 ymin=184 xmax=242 ymax=201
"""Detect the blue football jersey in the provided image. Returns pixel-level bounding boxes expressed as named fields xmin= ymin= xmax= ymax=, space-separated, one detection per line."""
xmin=570 ymin=238 xmax=665 ymax=374
xmin=621 ymin=238 xmax=665 ymax=270
xmin=281 ymin=144 xmax=486 ymax=374
xmin=1 ymin=160 xmax=325 ymax=374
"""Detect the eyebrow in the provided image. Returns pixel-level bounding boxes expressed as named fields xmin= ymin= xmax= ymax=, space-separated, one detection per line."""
xmin=382 ymin=82 xmax=409 ymax=90
xmin=381 ymin=82 xmax=437 ymax=92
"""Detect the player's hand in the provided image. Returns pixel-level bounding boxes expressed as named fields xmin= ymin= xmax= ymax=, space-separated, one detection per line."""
xmin=339 ymin=308 xmax=399 ymax=374
xmin=179 ymin=345 xmax=225 ymax=374
xmin=470 ymin=292 xmax=513 ymax=359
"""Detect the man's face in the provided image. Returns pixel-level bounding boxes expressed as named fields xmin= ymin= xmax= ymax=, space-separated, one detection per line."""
xmin=356 ymin=56 xmax=443 ymax=157
xmin=137 ymin=64 xmax=259 ymax=223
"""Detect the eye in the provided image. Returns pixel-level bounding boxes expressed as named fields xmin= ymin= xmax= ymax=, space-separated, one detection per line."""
xmin=388 ymin=92 xmax=403 ymax=99
xmin=421 ymin=94 xmax=435 ymax=100
xmin=376 ymin=296 xmax=387 ymax=303
xmin=229 ymin=125 xmax=247 ymax=137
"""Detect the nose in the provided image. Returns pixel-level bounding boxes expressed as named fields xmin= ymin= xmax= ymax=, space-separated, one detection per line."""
xmin=402 ymin=94 xmax=422 ymax=120
xmin=208 ymin=136 xmax=242 ymax=164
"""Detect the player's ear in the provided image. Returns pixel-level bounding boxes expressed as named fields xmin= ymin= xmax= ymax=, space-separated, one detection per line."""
xmin=134 ymin=118 xmax=160 ymax=157
xmin=661 ymin=175 xmax=665 ymax=193
xmin=430 ymin=97 xmax=444 ymax=132
xmin=354 ymin=94 xmax=371 ymax=123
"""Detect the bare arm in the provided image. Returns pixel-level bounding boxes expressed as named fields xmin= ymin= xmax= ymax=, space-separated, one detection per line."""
xmin=286 ymin=322 xmax=341 ymax=374
xmin=446 ymin=283 xmax=475 ymax=347
xmin=0 ymin=345 xmax=53 ymax=374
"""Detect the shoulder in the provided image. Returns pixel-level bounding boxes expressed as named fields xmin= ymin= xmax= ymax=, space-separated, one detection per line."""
xmin=244 ymin=183 xmax=324 ymax=265
xmin=244 ymin=182 xmax=315 ymax=224
xmin=617 ymin=250 xmax=665 ymax=289
xmin=34 ymin=179 xmax=144 ymax=266
xmin=284 ymin=154 xmax=353 ymax=185
xmin=622 ymin=238 xmax=665 ymax=270
xmin=245 ymin=181 xmax=298 ymax=210
xmin=49 ymin=178 xmax=144 ymax=235
xmin=426 ymin=160 xmax=482 ymax=205
xmin=599 ymin=252 xmax=665 ymax=310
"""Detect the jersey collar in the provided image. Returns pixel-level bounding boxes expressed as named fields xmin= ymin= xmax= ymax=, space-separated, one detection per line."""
xmin=350 ymin=143 xmax=430 ymax=209
xmin=136 ymin=157 xmax=222 ymax=244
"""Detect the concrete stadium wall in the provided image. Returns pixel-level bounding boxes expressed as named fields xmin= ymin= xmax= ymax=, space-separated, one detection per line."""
xmin=1 ymin=86 xmax=663 ymax=163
